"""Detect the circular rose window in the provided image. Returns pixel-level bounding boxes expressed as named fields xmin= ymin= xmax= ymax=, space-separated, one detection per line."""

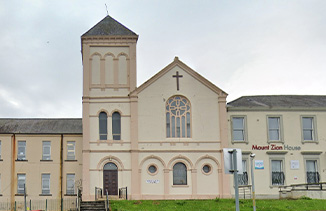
xmin=148 ymin=165 xmax=157 ymax=174
xmin=202 ymin=164 xmax=211 ymax=174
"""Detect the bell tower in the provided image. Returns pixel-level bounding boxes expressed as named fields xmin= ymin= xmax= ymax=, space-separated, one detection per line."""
xmin=81 ymin=16 xmax=138 ymax=200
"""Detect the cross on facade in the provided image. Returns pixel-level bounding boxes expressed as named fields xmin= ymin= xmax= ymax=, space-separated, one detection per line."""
xmin=172 ymin=71 xmax=183 ymax=91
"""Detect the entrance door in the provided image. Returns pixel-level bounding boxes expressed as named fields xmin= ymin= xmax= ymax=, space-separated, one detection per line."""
xmin=103 ymin=162 xmax=118 ymax=195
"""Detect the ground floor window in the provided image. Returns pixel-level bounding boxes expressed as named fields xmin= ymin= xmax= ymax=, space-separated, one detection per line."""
xmin=238 ymin=160 xmax=248 ymax=185
xmin=306 ymin=160 xmax=319 ymax=184
xmin=66 ymin=174 xmax=75 ymax=195
xmin=17 ymin=174 xmax=26 ymax=194
xmin=271 ymin=160 xmax=284 ymax=185
xmin=42 ymin=174 xmax=50 ymax=194
xmin=173 ymin=162 xmax=187 ymax=185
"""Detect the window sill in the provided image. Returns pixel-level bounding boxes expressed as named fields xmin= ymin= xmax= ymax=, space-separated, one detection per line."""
xmin=64 ymin=160 xmax=77 ymax=162
xmin=302 ymin=141 xmax=318 ymax=144
xmin=172 ymin=185 xmax=189 ymax=188
xmin=15 ymin=194 xmax=26 ymax=196
xmin=15 ymin=159 xmax=28 ymax=162
xmin=232 ymin=141 xmax=248 ymax=145
xmin=267 ymin=140 xmax=284 ymax=144
xmin=39 ymin=194 xmax=52 ymax=196
xmin=0 ymin=159 xmax=3 ymax=162
xmin=40 ymin=159 xmax=53 ymax=162
xmin=269 ymin=185 xmax=285 ymax=188
xmin=0 ymin=194 xmax=2 ymax=196
xmin=64 ymin=194 xmax=77 ymax=196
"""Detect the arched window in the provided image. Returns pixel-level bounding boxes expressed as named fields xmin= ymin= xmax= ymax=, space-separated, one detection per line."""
xmin=112 ymin=112 xmax=121 ymax=140
xmin=166 ymin=96 xmax=191 ymax=138
xmin=103 ymin=162 xmax=118 ymax=170
xmin=173 ymin=162 xmax=187 ymax=185
xmin=99 ymin=112 xmax=107 ymax=140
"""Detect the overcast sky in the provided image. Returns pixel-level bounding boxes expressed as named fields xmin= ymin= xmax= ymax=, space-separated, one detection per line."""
xmin=0 ymin=1 xmax=325 ymax=118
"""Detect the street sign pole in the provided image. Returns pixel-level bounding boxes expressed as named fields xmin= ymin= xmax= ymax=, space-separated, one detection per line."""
xmin=229 ymin=149 xmax=240 ymax=211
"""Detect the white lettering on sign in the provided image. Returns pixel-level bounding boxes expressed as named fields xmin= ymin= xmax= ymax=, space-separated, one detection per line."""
xmin=146 ymin=179 xmax=159 ymax=184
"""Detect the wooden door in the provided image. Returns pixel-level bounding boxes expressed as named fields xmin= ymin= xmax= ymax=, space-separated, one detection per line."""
xmin=103 ymin=170 xmax=118 ymax=195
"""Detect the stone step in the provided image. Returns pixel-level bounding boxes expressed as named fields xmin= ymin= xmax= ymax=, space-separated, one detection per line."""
xmin=80 ymin=201 xmax=106 ymax=211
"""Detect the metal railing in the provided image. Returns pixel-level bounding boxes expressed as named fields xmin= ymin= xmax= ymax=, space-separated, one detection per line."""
xmin=307 ymin=172 xmax=320 ymax=184
xmin=0 ymin=198 xmax=77 ymax=211
xmin=272 ymin=172 xmax=285 ymax=186
xmin=105 ymin=191 xmax=109 ymax=211
xmin=238 ymin=172 xmax=248 ymax=186
xmin=119 ymin=187 xmax=128 ymax=200
xmin=95 ymin=187 xmax=103 ymax=201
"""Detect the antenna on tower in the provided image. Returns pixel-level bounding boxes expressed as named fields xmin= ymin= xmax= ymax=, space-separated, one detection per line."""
xmin=105 ymin=3 xmax=109 ymax=16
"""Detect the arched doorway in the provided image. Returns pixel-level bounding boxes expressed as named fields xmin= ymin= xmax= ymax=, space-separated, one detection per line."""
xmin=103 ymin=162 xmax=118 ymax=195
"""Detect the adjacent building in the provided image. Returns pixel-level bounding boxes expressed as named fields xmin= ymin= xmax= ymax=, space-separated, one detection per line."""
xmin=228 ymin=96 xmax=326 ymax=198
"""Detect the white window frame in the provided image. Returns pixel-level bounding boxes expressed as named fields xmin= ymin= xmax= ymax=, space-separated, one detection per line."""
xmin=231 ymin=116 xmax=247 ymax=143
xmin=269 ymin=156 xmax=285 ymax=187
xmin=42 ymin=141 xmax=51 ymax=160
xmin=267 ymin=116 xmax=283 ymax=143
xmin=301 ymin=116 xmax=318 ymax=143
xmin=17 ymin=174 xmax=26 ymax=194
xmin=66 ymin=174 xmax=75 ymax=195
xmin=42 ymin=174 xmax=50 ymax=194
xmin=17 ymin=141 xmax=26 ymax=160
xmin=67 ymin=141 xmax=75 ymax=160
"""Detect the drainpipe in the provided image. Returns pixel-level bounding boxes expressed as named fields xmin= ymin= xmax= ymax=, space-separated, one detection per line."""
xmin=60 ymin=134 xmax=63 ymax=202
xmin=11 ymin=134 xmax=16 ymax=207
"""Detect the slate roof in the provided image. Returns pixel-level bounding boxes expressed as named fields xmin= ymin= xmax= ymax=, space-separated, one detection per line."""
xmin=227 ymin=95 xmax=326 ymax=109
xmin=0 ymin=118 xmax=82 ymax=134
xmin=82 ymin=15 xmax=138 ymax=37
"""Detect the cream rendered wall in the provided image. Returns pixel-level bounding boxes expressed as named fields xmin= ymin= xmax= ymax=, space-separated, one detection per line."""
xmin=137 ymin=64 xmax=223 ymax=198
xmin=138 ymin=65 xmax=220 ymax=142
xmin=0 ymin=135 xmax=12 ymax=199
xmin=228 ymin=110 xmax=326 ymax=199
xmin=0 ymin=134 xmax=82 ymax=203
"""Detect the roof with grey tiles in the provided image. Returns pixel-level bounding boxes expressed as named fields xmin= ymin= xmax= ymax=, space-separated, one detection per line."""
xmin=0 ymin=118 xmax=82 ymax=134
xmin=82 ymin=15 xmax=138 ymax=37
xmin=227 ymin=95 xmax=326 ymax=109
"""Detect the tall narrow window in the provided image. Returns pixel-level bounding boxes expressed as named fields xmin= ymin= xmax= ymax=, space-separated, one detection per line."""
xmin=66 ymin=174 xmax=75 ymax=195
xmin=302 ymin=117 xmax=315 ymax=141
xmin=232 ymin=117 xmax=245 ymax=141
xmin=17 ymin=174 xmax=26 ymax=194
xmin=112 ymin=112 xmax=121 ymax=140
xmin=268 ymin=117 xmax=281 ymax=141
xmin=166 ymin=96 xmax=191 ymax=138
xmin=99 ymin=112 xmax=108 ymax=140
xmin=67 ymin=141 xmax=75 ymax=160
xmin=17 ymin=141 xmax=26 ymax=160
xmin=42 ymin=174 xmax=50 ymax=194
xmin=271 ymin=160 xmax=284 ymax=185
xmin=173 ymin=162 xmax=187 ymax=185
xmin=238 ymin=160 xmax=248 ymax=185
xmin=42 ymin=141 xmax=51 ymax=160
xmin=306 ymin=160 xmax=319 ymax=184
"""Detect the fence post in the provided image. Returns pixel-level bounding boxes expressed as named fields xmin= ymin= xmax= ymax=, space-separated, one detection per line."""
xmin=30 ymin=199 xmax=32 ymax=210
xmin=14 ymin=201 xmax=16 ymax=211
xmin=126 ymin=187 xmax=128 ymax=200
xmin=46 ymin=199 xmax=48 ymax=211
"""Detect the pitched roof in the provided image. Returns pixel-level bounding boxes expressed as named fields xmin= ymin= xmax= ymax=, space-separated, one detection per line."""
xmin=0 ymin=118 xmax=82 ymax=134
xmin=82 ymin=15 xmax=138 ymax=37
xmin=132 ymin=57 xmax=228 ymax=97
xmin=227 ymin=95 xmax=326 ymax=109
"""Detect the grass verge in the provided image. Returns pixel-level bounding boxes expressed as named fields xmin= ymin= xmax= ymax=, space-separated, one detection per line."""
xmin=109 ymin=198 xmax=326 ymax=211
